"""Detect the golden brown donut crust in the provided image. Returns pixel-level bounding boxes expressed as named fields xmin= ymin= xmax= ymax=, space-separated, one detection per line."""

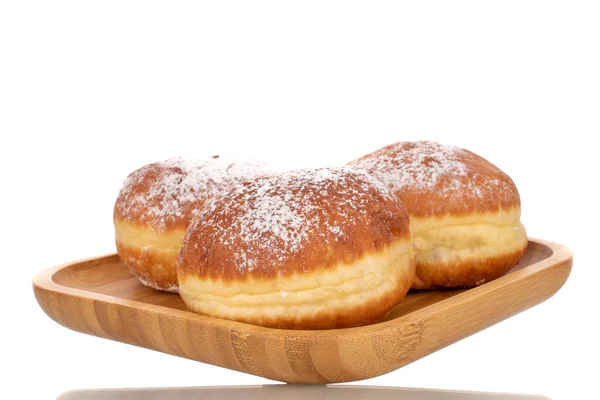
xmin=115 ymin=240 xmax=181 ymax=292
xmin=177 ymin=167 xmax=411 ymax=281
xmin=349 ymin=141 xmax=527 ymax=289
xmin=412 ymin=245 xmax=527 ymax=289
xmin=177 ymin=167 xmax=415 ymax=329
xmin=113 ymin=156 xmax=273 ymax=292
xmin=349 ymin=141 xmax=521 ymax=217
xmin=114 ymin=162 xmax=196 ymax=231
xmin=114 ymin=156 xmax=273 ymax=232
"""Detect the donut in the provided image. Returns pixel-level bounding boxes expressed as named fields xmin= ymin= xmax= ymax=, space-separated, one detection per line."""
xmin=349 ymin=141 xmax=527 ymax=289
xmin=177 ymin=167 xmax=415 ymax=329
xmin=113 ymin=156 xmax=273 ymax=293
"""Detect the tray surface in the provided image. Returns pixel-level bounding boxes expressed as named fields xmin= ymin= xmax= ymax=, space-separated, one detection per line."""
xmin=34 ymin=239 xmax=571 ymax=384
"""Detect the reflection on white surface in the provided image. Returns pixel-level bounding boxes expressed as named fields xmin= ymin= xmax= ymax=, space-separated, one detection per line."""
xmin=58 ymin=384 xmax=550 ymax=400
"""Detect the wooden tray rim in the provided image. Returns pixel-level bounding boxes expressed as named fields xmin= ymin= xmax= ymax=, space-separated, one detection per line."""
xmin=33 ymin=238 xmax=572 ymax=338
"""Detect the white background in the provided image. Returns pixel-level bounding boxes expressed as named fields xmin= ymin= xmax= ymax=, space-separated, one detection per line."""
xmin=1 ymin=1 xmax=599 ymax=399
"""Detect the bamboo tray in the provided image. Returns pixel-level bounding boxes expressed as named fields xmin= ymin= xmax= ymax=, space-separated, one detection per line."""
xmin=33 ymin=238 xmax=572 ymax=384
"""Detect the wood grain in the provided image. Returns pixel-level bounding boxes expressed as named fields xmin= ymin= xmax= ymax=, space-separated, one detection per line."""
xmin=33 ymin=239 xmax=572 ymax=384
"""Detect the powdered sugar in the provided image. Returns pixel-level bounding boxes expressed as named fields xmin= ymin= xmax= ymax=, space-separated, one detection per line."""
xmin=352 ymin=141 xmax=469 ymax=192
xmin=247 ymin=192 xmax=310 ymax=254
xmin=116 ymin=156 xmax=274 ymax=232
xmin=136 ymin=275 xmax=180 ymax=293
xmin=188 ymin=167 xmax=400 ymax=274
xmin=349 ymin=141 xmax=517 ymax=206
